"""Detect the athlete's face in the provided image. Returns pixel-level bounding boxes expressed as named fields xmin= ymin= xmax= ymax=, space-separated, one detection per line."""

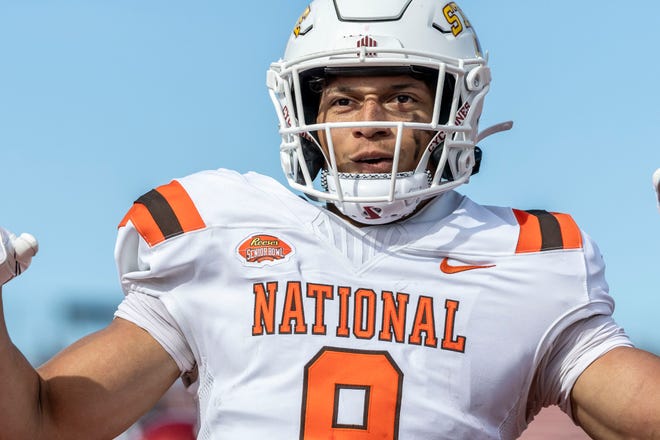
xmin=316 ymin=75 xmax=435 ymax=174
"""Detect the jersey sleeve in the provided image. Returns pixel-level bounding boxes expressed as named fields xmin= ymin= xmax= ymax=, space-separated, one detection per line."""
xmin=113 ymin=179 xmax=208 ymax=376
xmin=527 ymin=232 xmax=633 ymax=420
xmin=114 ymin=292 xmax=196 ymax=373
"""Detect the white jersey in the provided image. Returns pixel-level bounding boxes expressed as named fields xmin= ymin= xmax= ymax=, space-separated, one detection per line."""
xmin=114 ymin=169 xmax=631 ymax=440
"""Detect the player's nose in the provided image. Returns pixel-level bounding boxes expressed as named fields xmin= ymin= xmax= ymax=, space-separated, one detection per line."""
xmin=353 ymin=99 xmax=391 ymax=138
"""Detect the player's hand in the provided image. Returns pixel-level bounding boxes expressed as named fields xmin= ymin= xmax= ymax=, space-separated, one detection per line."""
xmin=0 ymin=227 xmax=39 ymax=286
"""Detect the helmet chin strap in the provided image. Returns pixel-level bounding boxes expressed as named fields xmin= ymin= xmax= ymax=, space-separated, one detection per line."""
xmin=322 ymin=170 xmax=432 ymax=225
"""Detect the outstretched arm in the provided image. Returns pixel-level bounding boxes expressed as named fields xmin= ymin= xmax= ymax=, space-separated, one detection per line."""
xmin=571 ymin=171 xmax=660 ymax=438
xmin=572 ymin=346 xmax=660 ymax=439
xmin=0 ymin=293 xmax=180 ymax=440
xmin=0 ymin=227 xmax=180 ymax=440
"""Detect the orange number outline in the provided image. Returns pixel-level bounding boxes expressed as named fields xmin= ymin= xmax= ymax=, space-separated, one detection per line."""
xmin=300 ymin=347 xmax=403 ymax=439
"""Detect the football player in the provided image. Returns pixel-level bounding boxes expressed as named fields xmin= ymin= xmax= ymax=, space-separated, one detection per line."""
xmin=1 ymin=1 xmax=659 ymax=439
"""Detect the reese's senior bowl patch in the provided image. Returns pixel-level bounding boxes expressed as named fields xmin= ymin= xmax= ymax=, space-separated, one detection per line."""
xmin=236 ymin=234 xmax=294 ymax=267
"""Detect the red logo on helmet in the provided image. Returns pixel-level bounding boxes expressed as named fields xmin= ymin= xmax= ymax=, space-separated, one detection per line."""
xmin=238 ymin=234 xmax=293 ymax=265
xmin=357 ymin=36 xmax=378 ymax=57
xmin=362 ymin=206 xmax=383 ymax=219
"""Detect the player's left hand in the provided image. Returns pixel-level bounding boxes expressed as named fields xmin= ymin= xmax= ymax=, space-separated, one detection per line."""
xmin=0 ymin=227 xmax=39 ymax=287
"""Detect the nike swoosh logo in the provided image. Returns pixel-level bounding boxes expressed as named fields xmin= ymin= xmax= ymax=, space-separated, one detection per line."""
xmin=440 ymin=257 xmax=495 ymax=274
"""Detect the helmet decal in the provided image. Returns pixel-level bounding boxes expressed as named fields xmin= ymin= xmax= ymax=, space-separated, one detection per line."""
xmin=434 ymin=2 xmax=483 ymax=57
xmin=443 ymin=2 xmax=467 ymax=37
xmin=293 ymin=5 xmax=313 ymax=38
xmin=356 ymin=36 xmax=378 ymax=57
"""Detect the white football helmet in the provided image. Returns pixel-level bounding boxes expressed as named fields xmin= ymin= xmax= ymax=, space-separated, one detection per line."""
xmin=267 ymin=0 xmax=511 ymax=224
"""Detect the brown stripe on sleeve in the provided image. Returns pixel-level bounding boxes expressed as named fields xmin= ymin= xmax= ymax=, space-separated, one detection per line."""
xmin=155 ymin=180 xmax=206 ymax=234
xmin=118 ymin=180 xmax=205 ymax=247
xmin=551 ymin=212 xmax=583 ymax=250
xmin=119 ymin=202 xmax=167 ymax=246
xmin=514 ymin=209 xmax=583 ymax=253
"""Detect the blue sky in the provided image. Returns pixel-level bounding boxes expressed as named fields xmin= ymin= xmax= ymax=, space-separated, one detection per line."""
xmin=1 ymin=1 xmax=658 ymax=363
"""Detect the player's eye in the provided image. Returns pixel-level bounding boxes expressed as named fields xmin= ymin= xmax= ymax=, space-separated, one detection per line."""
xmin=332 ymin=97 xmax=352 ymax=107
xmin=394 ymin=95 xmax=414 ymax=104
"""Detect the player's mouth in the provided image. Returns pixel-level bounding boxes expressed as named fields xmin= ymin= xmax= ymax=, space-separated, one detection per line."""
xmin=349 ymin=152 xmax=395 ymax=174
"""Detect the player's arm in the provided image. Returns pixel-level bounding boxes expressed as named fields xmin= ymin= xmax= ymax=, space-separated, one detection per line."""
xmin=571 ymin=346 xmax=660 ymax=439
xmin=0 ymin=227 xmax=180 ymax=439
xmin=0 ymin=298 xmax=180 ymax=440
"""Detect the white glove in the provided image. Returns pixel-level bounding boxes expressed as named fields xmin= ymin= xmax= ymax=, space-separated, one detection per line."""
xmin=0 ymin=227 xmax=39 ymax=286
xmin=653 ymin=168 xmax=660 ymax=213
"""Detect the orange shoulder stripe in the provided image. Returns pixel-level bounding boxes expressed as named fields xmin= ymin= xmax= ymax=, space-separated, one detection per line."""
xmin=551 ymin=212 xmax=583 ymax=250
xmin=119 ymin=202 xmax=166 ymax=246
xmin=155 ymin=180 xmax=206 ymax=233
xmin=513 ymin=209 xmax=582 ymax=254
xmin=118 ymin=180 xmax=205 ymax=247
xmin=513 ymin=209 xmax=543 ymax=253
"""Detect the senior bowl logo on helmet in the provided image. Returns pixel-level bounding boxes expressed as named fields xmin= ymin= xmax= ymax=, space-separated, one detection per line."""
xmin=237 ymin=234 xmax=294 ymax=267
